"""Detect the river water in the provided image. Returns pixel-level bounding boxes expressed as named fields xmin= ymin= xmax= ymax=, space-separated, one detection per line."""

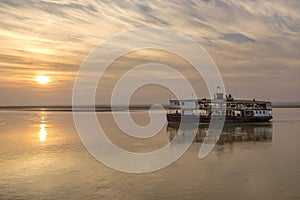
xmin=0 ymin=108 xmax=299 ymax=199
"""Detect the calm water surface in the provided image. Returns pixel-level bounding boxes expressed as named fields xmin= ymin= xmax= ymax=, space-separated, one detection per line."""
xmin=0 ymin=108 xmax=299 ymax=199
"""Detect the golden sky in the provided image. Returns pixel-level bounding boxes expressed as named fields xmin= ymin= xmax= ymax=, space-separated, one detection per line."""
xmin=0 ymin=0 xmax=299 ymax=105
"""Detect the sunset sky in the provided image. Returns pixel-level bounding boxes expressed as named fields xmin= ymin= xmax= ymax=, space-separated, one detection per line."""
xmin=0 ymin=0 xmax=299 ymax=105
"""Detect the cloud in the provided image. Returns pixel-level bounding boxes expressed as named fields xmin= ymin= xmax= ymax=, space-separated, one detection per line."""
xmin=220 ymin=33 xmax=255 ymax=43
xmin=0 ymin=0 xmax=299 ymax=104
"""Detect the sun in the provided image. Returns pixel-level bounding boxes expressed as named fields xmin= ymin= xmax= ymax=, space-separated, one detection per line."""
xmin=36 ymin=76 xmax=51 ymax=85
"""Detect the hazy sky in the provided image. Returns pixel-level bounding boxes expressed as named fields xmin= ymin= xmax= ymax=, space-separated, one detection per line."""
xmin=0 ymin=0 xmax=299 ymax=105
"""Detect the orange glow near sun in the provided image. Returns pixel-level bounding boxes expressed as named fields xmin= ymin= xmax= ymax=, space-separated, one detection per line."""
xmin=36 ymin=76 xmax=51 ymax=85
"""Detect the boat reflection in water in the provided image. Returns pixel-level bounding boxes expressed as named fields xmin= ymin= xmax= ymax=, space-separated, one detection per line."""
xmin=167 ymin=123 xmax=272 ymax=145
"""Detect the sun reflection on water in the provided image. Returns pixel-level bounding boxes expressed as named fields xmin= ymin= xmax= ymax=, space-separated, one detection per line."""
xmin=39 ymin=112 xmax=47 ymax=142
xmin=39 ymin=124 xmax=47 ymax=142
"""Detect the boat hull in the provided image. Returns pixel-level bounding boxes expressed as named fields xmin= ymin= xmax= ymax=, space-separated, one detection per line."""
xmin=167 ymin=114 xmax=272 ymax=123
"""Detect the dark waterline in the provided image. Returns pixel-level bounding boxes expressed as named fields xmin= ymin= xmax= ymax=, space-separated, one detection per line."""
xmin=1 ymin=101 xmax=300 ymax=112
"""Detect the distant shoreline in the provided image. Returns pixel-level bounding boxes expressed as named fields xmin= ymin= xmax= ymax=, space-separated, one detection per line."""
xmin=272 ymin=102 xmax=300 ymax=108
xmin=0 ymin=105 xmax=164 ymax=112
xmin=272 ymin=105 xmax=300 ymax=108
xmin=0 ymin=104 xmax=300 ymax=112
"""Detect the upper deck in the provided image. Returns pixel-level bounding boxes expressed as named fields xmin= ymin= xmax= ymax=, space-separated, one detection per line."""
xmin=169 ymin=97 xmax=272 ymax=111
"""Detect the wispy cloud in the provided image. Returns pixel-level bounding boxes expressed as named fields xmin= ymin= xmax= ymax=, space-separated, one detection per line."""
xmin=0 ymin=0 xmax=299 ymax=104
